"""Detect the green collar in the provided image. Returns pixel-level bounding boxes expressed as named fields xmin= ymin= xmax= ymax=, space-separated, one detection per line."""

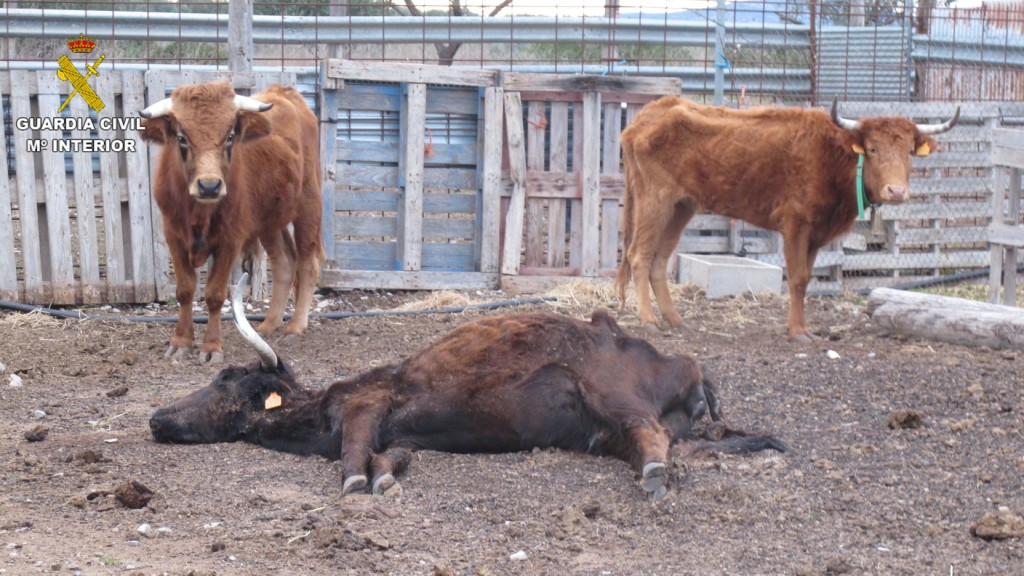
xmin=856 ymin=154 xmax=866 ymax=219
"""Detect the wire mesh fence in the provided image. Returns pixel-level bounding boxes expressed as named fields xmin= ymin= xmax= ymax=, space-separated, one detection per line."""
xmin=2 ymin=1 xmax=1023 ymax=102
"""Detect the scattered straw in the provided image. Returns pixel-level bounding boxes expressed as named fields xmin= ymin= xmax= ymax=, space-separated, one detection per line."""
xmin=390 ymin=291 xmax=477 ymax=312
xmin=0 ymin=309 xmax=63 ymax=329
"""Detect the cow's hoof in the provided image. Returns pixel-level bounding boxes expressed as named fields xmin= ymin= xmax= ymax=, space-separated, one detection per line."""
xmin=640 ymin=323 xmax=663 ymax=337
xmin=164 ymin=345 xmax=192 ymax=361
xmin=788 ymin=333 xmax=814 ymax=344
xmin=198 ymin=350 xmax=224 ymax=364
xmin=342 ymin=474 xmax=367 ymax=495
xmin=640 ymin=462 xmax=668 ymax=497
xmin=275 ymin=332 xmax=300 ymax=346
xmin=372 ymin=473 xmax=396 ymax=495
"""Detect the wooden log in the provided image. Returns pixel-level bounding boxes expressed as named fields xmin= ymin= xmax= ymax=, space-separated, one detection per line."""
xmin=867 ymin=287 xmax=1024 ymax=350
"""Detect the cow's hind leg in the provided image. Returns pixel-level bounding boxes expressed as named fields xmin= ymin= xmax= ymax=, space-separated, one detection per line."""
xmin=624 ymin=193 xmax=674 ymax=329
xmin=257 ymin=229 xmax=297 ymax=337
xmin=282 ymin=187 xmax=324 ymax=339
xmin=650 ymin=200 xmax=696 ymax=328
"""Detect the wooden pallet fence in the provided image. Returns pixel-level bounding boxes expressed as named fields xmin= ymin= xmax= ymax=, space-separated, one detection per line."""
xmin=318 ymin=59 xmax=502 ymax=291
xmin=1 ymin=69 xmax=153 ymax=305
xmin=498 ymin=73 xmax=682 ymax=292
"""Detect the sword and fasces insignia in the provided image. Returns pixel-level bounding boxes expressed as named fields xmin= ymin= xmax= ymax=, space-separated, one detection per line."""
xmin=56 ymin=34 xmax=105 ymax=113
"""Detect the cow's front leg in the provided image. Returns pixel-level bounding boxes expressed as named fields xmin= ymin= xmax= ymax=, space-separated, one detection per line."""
xmin=781 ymin=227 xmax=815 ymax=342
xmin=166 ymin=239 xmax=197 ymax=359
xmin=199 ymin=251 xmax=238 ymax=363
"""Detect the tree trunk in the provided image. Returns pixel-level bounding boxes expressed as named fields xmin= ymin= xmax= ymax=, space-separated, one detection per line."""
xmin=867 ymin=288 xmax=1024 ymax=351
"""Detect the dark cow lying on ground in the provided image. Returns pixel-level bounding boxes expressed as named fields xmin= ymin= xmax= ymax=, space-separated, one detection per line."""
xmin=151 ymin=277 xmax=786 ymax=499
xmin=140 ymin=82 xmax=324 ymax=362
xmin=615 ymin=97 xmax=959 ymax=342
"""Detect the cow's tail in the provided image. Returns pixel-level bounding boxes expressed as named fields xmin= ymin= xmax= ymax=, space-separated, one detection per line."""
xmin=691 ymin=377 xmax=789 ymax=454
xmin=613 ymin=145 xmax=637 ymax=311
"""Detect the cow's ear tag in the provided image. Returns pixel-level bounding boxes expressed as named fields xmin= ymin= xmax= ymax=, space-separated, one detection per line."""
xmin=915 ymin=142 xmax=932 ymax=156
xmin=852 ymin=143 xmax=865 ymax=155
xmin=264 ymin=391 xmax=283 ymax=410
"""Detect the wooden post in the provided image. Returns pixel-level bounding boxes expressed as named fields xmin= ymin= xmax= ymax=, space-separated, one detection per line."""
xmin=502 ymin=92 xmax=527 ymax=276
xmin=479 ymin=85 xmax=504 ymax=274
xmin=229 ymin=0 xmax=254 ymax=73
xmin=580 ymin=91 xmax=602 ymax=277
xmin=0 ymin=82 xmax=19 ymax=301
xmin=399 ymin=83 xmax=425 ymax=272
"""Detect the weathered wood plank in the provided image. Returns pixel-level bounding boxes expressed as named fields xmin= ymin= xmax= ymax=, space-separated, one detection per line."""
xmin=993 ymin=128 xmax=1024 ymax=158
xmin=95 ymin=72 xmax=129 ymax=303
xmin=327 ymin=59 xmax=499 ymax=87
xmin=335 ymin=214 xmax=475 ymax=240
xmin=36 ymin=71 xmax=76 ymax=304
xmin=145 ymin=70 xmax=173 ymax=301
xmin=547 ymin=101 xmax=569 ymax=268
xmin=501 ymin=91 xmax=528 ymax=275
xmin=321 ymin=268 xmax=497 ymax=291
xmin=337 ymin=164 xmax=478 ymax=190
xmin=600 ymin=101 xmax=623 ymax=270
xmin=425 ymin=86 xmax=481 ymax=115
xmin=122 ymin=70 xmax=156 ymax=303
xmin=399 ymin=82 xmax=426 ymax=272
xmin=67 ymin=93 xmax=102 ymax=303
xmin=320 ymin=79 xmax=340 ymax=266
xmin=335 ymin=140 xmax=401 ymax=164
xmin=504 ymin=73 xmax=682 ymax=96
xmin=524 ymin=100 xmax=547 ymax=268
xmin=580 ymin=91 xmax=602 ymax=277
xmin=0 ymin=81 xmax=19 ymax=300
xmin=569 ymin=103 xmax=584 ymax=270
xmin=479 ymin=85 xmax=504 ymax=274
xmin=422 ymin=242 xmax=475 ymax=271
xmin=10 ymin=71 xmax=45 ymax=303
xmin=336 ymin=83 xmax=402 ymax=113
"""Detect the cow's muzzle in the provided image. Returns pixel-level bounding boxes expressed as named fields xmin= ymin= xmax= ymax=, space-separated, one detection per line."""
xmin=194 ymin=178 xmax=224 ymax=201
xmin=880 ymin=184 xmax=908 ymax=203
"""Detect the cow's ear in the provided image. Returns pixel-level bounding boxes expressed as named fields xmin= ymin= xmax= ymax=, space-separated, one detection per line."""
xmin=139 ymin=116 xmax=174 ymax=145
xmin=237 ymin=111 xmax=272 ymax=143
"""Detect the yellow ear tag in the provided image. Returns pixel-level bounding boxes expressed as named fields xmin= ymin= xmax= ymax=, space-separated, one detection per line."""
xmin=915 ymin=142 xmax=931 ymax=156
xmin=852 ymin=143 xmax=865 ymax=155
xmin=264 ymin=391 xmax=283 ymax=410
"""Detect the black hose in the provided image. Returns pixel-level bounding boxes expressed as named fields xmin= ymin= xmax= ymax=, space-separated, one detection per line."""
xmin=0 ymin=297 xmax=558 ymax=324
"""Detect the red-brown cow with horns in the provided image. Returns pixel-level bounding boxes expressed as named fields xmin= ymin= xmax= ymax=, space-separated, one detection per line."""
xmin=150 ymin=276 xmax=786 ymax=499
xmin=140 ymin=82 xmax=324 ymax=362
xmin=615 ymin=97 xmax=959 ymax=342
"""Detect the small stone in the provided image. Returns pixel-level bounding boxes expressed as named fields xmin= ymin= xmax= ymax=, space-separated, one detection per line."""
xmin=9 ymin=373 xmax=21 ymax=387
xmin=509 ymin=550 xmax=528 ymax=561
xmin=31 ymin=409 xmax=46 ymax=419
xmin=137 ymin=523 xmax=152 ymax=537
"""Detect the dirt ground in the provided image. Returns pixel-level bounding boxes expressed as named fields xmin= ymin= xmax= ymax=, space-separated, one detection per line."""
xmin=1 ymin=284 xmax=1022 ymax=575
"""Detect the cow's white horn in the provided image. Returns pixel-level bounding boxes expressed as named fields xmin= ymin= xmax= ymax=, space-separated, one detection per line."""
xmin=234 ymin=95 xmax=273 ymax=113
xmin=830 ymin=98 xmax=861 ymax=131
xmin=139 ymin=98 xmax=173 ymax=119
xmin=231 ymin=273 xmax=278 ymax=369
xmin=916 ymin=107 xmax=960 ymax=135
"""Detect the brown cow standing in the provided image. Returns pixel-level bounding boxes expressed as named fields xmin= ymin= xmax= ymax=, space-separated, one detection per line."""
xmin=140 ymin=82 xmax=324 ymax=362
xmin=150 ymin=277 xmax=786 ymax=499
xmin=615 ymin=97 xmax=959 ymax=342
